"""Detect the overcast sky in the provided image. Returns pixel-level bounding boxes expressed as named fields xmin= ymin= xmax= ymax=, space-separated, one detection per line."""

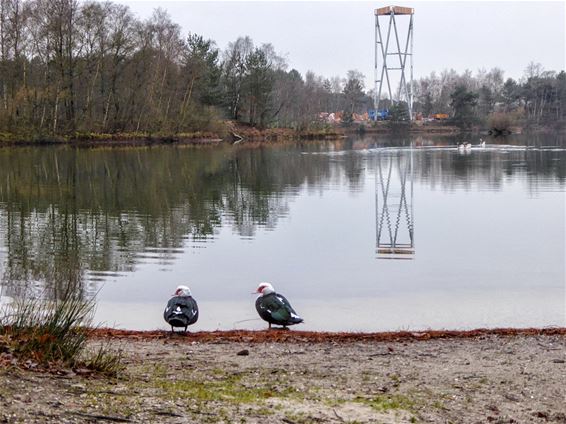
xmin=115 ymin=1 xmax=565 ymax=87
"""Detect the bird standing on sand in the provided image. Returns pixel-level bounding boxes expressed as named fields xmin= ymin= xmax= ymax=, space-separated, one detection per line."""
xmin=163 ymin=285 xmax=199 ymax=333
xmin=254 ymin=282 xmax=303 ymax=329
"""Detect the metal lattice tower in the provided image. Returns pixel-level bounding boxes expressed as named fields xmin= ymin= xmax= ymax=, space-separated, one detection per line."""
xmin=375 ymin=148 xmax=414 ymax=259
xmin=374 ymin=5 xmax=414 ymax=120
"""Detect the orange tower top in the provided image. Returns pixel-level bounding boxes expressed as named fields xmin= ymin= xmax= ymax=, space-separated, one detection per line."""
xmin=375 ymin=6 xmax=414 ymax=15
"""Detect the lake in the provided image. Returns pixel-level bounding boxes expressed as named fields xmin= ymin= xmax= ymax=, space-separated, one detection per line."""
xmin=0 ymin=134 xmax=564 ymax=331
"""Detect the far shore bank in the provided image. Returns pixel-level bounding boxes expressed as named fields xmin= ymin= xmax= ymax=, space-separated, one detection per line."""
xmin=0 ymin=121 xmax=546 ymax=148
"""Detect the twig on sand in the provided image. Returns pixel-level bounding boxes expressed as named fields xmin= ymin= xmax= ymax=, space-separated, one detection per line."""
xmin=154 ymin=411 xmax=184 ymax=417
xmin=333 ymin=408 xmax=345 ymax=422
xmin=68 ymin=411 xmax=132 ymax=422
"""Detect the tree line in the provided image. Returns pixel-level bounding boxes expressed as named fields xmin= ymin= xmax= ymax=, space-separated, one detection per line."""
xmin=0 ymin=0 xmax=563 ymax=137
xmin=0 ymin=0 xmax=373 ymax=136
xmin=413 ymin=64 xmax=566 ymax=129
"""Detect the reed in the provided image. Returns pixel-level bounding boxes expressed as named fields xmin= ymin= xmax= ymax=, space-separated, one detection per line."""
xmin=0 ymin=292 xmax=123 ymax=376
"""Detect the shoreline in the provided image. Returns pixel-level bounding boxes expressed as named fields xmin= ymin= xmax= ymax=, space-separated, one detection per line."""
xmin=0 ymin=123 xmax=491 ymax=148
xmin=3 ymin=122 xmax=561 ymax=149
xmin=90 ymin=326 xmax=566 ymax=342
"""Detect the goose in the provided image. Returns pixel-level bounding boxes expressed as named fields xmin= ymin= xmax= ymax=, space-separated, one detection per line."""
xmin=163 ymin=285 xmax=199 ymax=333
xmin=479 ymin=138 xmax=486 ymax=148
xmin=458 ymin=142 xmax=472 ymax=150
xmin=254 ymin=282 xmax=303 ymax=329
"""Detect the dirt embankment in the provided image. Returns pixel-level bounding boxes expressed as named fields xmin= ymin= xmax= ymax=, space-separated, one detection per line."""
xmin=0 ymin=122 xmax=345 ymax=148
xmin=0 ymin=120 xmax=474 ymax=149
xmin=1 ymin=328 xmax=565 ymax=423
xmin=0 ymin=131 xmax=225 ymax=148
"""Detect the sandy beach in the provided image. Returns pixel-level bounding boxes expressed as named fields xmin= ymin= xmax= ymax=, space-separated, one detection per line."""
xmin=1 ymin=328 xmax=565 ymax=423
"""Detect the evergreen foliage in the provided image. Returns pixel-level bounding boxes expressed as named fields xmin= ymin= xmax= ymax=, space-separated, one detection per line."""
xmin=450 ymin=85 xmax=479 ymax=128
xmin=387 ymin=102 xmax=410 ymax=131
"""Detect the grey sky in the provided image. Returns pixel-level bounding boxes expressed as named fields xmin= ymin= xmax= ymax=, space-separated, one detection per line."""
xmin=116 ymin=1 xmax=565 ymax=88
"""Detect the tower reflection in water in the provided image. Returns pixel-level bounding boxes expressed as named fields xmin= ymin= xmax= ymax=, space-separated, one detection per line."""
xmin=375 ymin=146 xmax=415 ymax=260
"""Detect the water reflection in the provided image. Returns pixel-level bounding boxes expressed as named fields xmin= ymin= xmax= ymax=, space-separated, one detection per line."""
xmin=0 ymin=135 xmax=564 ymax=330
xmin=375 ymin=147 xmax=415 ymax=259
xmin=0 ymin=145 xmax=343 ymax=299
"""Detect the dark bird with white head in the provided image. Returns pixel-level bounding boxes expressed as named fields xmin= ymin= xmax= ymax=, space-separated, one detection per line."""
xmin=254 ymin=282 xmax=303 ymax=329
xmin=164 ymin=285 xmax=199 ymax=333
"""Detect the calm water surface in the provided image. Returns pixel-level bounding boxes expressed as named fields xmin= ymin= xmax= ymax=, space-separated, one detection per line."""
xmin=0 ymin=134 xmax=564 ymax=331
